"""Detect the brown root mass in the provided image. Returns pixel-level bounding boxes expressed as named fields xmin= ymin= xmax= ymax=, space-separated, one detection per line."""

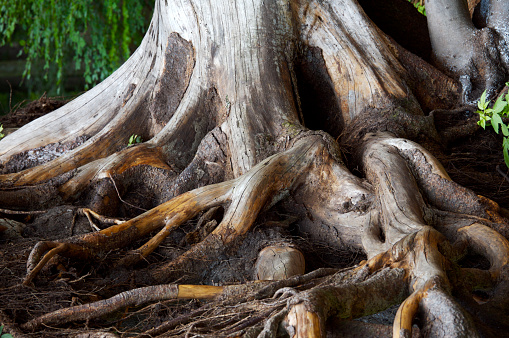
xmin=1 ymin=0 xmax=509 ymax=337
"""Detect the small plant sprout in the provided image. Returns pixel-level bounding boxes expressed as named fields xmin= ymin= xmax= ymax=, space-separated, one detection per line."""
xmin=476 ymin=83 xmax=509 ymax=168
xmin=128 ymin=134 xmax=142 ymax=146
xmin=0 ymin=124 xmax=4 ymax=140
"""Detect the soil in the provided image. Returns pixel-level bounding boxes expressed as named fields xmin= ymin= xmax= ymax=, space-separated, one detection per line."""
xmin=0 ymin=94 xmax=69 ymax=129
xmin=1 ymin=97 xmax=508 ymax=337
xmin=433 ymin=109 xmax=509 ymax=208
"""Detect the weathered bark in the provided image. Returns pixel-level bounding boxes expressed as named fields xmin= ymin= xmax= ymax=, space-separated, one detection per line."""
xmin=1 ymin=0 xmax=509 ymax=337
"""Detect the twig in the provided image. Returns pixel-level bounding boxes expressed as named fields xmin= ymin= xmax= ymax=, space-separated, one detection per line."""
xmin=136 ymin=306 xmax=211 ymax=337
xmin=0 ymin=208 xmax=47 ymax=215
xmin=68 ymin=272 xmax=92 ymax=284
xmin=222 ymin=307 xmax=280 ymax=336
xmin=82 ymin=210 xmax=101 ymax=232
xmin=496 ymin=165 xmax=509 ymax=183
xmin=7 ymin=80 xmax=12 ymax=112
xmin=78 ymin=208 xmax=125 ymax=232
xmin=108 ymin=173 xmax=148 ymax=212
xmin=70 ymin=212 xmax=77 ymax=236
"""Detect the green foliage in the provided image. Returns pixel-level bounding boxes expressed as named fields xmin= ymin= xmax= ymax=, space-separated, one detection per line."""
xmin=0 ymin=325 xmax=13 ymax=338
xmin=128 ymin=134 xmax=142 ymax=146
xmin=476 ymin=84 xmax=509 ymax=168
xmin=0 ymin=124 xmax=4 ymax=140
xmin=408 ymin=0 xmax=426 ymax=16
xmin=0 ymin=0 xmax=153 ymax=93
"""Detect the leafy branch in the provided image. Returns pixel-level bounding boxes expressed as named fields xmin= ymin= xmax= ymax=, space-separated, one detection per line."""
xmin=0 ymin=0 xmax=153 ymax=93
xmin=476 ymin=84 xmax=509 ymax=168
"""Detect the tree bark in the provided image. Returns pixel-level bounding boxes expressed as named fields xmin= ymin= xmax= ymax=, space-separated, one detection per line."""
xmin=1 ymin=0 xmax=509 ymax=337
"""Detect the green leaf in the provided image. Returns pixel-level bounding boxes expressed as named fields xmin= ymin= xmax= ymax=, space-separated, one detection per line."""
xmin=502 ymin=123 xmax=509 ymax=137
xmin=478 ymin=90 xmax=488 ymax=111
xmin=492 ymin=112 xmax=502 ymax=134
xmin=128 ymin=134 xmax=142 ymax=146
xmin=493 ymin=95 xmax=507 ymax=114
xmin=0 ymin=324 xmax=11 ymax=338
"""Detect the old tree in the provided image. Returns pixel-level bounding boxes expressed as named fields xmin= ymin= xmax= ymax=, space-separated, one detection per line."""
xmin=2 ymin=0 xmax=509 ymax=336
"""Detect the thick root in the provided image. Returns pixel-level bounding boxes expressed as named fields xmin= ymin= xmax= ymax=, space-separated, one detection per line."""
xmin=21 ymin=283 xmax=230 ymax=331
xmin=23 ymin=136 xmax=327 ymax=284
xmin=23 ymin=180 xmax=233 ymax=284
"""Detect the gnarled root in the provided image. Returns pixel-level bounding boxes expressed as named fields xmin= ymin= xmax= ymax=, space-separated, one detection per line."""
xmin=21 ymin=267 xmax=341 ymax=332
xmin=281 ymin=221 xmax=509 ymax=337
xmin=19 ymin=131 xmax=509 ymax=336
xmin=22 ymin=135 xmax=329 ymax=285
xmin=21 ymin=283 xmax=224 ymax=331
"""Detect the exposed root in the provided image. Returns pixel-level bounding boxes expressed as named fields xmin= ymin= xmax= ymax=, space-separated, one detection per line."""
xmin=22 ymin=180 xmax=233 ymax=284
xmin=24 ymin=242 xmax=70 ymax=286
xmin=286 ymin=303 xmax=322 ymax=337
xmin=58 ymin=144 xmax=172 ymax=201
xmin=0 ymin=208 xmax=47 ymax=215
xmin=393 ymin=288 xmax=423 ymax=337
xmin=421 ymin=288 xmax=479 ymax=337
xmin=22 ymin=136 xmax=326 ymax=284
xmin=21 ymin=284 xmax=225 ymax=331
xmin=254 ymin=245 xmax=306 ymax=280
xmin=458 ymin=222 xmax=509 ymax=277
xmin=79 ymin=208 xmax=126 ymax=231
xmin=18 ymin=131 xmax=509 ymax=336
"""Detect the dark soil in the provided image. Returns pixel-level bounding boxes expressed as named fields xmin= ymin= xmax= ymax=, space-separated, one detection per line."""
xmin=1 ymin=98 xmax=508 ymax=337
xmin=0 ymin=94 xmax=69 ymax=128
xmin=433 ymin=109 xmax=509 ymax=209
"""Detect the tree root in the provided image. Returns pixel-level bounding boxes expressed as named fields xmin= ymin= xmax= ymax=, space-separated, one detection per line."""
xmin=19 ymin=225 xmax=509 ymax=337
xmin=21 ymin=283 xmax=226 ymax=331
xmin=23 ymin=179 xmax=233 ymax=285
xmin=280 ymin=222 xmax=509 ymax=338
xmin=22 ymin=136 xmax=325 ymax=284
xmin=79 ymin=208 xmax=126 ymax=232
xmin=19 ymin=264 xmax=368 ymax=336
xmin=5 ymin=0 xmax=509 ymax=336
xmin=19 ymin=132 xmax=509 ymax=336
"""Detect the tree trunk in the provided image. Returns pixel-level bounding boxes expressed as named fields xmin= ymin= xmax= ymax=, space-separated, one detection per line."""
xmin=1 ymin=0 xmax=509 ymax=336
